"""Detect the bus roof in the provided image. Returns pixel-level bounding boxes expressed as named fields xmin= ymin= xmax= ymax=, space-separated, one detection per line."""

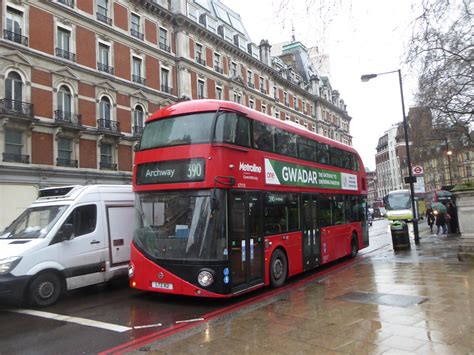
xmin=146 ymin=99 xmax=360 ymax=156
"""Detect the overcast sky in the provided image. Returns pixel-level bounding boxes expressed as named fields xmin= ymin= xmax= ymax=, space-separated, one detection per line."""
xmin=221 ymin=0 xmax=420 ymax=171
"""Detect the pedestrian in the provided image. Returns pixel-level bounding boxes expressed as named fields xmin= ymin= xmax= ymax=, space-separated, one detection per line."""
xmin=435 ymin=210 xmax=447 ymax=235
xmin=426 ymin=204 xmax=435 ymax=233
xmin=447 ymin=202 xmax=459 ymax=234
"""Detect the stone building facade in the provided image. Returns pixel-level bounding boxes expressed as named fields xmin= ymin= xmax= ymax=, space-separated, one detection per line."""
xmin=0 ymin=0 xmax=353 ymax=228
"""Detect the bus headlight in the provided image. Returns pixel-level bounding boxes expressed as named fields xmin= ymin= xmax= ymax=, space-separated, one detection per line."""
xmin=197 ymin=269 xmax=214 ymax=287
xmin=0 ymin=256 xmax=22 ymax=274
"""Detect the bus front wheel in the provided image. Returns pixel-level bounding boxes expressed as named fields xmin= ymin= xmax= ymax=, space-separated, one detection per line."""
xmin=270 ymin=249 xmax=288 ymax=288
xmin=350 ymin=233 xmax=359 ymax=258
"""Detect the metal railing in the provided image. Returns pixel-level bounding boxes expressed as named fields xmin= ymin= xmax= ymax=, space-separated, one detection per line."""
xmin=159 ymin=42 xmax=170 ymax=52
xmin=97 ymin=119 xmax=120 ymax=133
xmin=0 ymin=98 xmax=34 ymax=117
xmin=96 ymin=12 xmax=112 ymax=25
xmin=3 ymin=152 xmax=29 ymax=164
xmin=55 ymin=47 xmax=76 ymax=62
xmin=195 ymin=56 xmax=206 ymax=66
xmin=247 ymin=82 xmax=255 ymax=89
xmin=54 ymin=110 xmax=82 ymax=126
xmin=133 ymin=125 xmax=144 ymax=137
xmin=4 ymin=30 xmax=28 ymax=46
xmin=131 ymin=29 xmax=144 ymax=40
xmin=214 ymin=65 xmax=223 ymax=74
xmin=161 ymin=85 xmax=173 ymax=94
xmin=260 ymin=87 xmax=267 ymax=95
xmin=57 ymin=0 xmax=74 ymax=8
xmin=132 ymin=75 xmax=146 ymax=85
xmin=57 ymin=158 xmax=78 ymax=168
xmin=100 ymin=162 xmax=117 ymax=170
xmin=97 ymin=62 xmax=114 ymax=74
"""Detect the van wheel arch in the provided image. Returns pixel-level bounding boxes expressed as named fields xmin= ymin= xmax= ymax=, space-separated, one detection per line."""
xmin=27 ymin=270 xmax=65 ymax=307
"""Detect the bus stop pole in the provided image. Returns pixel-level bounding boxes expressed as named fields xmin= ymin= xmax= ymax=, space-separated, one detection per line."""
xmin=398 ymin=70 xmax=420 ymax=245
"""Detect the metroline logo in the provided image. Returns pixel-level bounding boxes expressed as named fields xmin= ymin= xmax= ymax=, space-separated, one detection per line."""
xmin=264 ymin=158 xmax=358 ymax=190
xmin=239 ymin=162 xmax=262 ymax=173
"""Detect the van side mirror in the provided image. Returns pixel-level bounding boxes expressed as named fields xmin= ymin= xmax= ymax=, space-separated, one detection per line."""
xmin=57 ymin=223 xmax=74 ymax=242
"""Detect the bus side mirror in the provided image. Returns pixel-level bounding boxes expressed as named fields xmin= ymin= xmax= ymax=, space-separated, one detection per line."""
xmin=57 ymin=223 xmax=74 ymax=242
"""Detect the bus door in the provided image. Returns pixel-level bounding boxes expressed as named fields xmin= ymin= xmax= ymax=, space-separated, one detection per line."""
xmin=228 ymin=191 xmax=264 ymax=292
xmin=302 ymin=194 xmax=321 ymax=270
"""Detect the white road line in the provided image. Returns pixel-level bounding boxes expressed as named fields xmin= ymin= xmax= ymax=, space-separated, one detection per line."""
xmin=133 ymin=323 xmax=163 ymax=329
xmin=10 ymin=309 xmax=132 ymax=333
xmin=175 ymin=317 xmax=204 ymax=324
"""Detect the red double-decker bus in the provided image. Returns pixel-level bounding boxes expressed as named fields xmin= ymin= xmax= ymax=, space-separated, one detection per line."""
xmin=129 ymin=100 xmax=369 ymax=297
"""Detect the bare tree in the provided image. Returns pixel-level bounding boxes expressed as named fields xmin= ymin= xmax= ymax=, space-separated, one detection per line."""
xmin=407 ymin=0 xmax=473 ymax=142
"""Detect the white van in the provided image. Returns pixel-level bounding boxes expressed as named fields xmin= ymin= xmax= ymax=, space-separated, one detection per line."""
xmin=0 ymin=185 xmax=135 ymax=307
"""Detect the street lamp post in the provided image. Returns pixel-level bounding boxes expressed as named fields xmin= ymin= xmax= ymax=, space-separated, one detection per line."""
xmin=361 ymin=69 xmax=420 ymax=245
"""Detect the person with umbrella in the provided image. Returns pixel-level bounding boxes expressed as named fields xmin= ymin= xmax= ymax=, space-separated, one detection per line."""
xmin=432 ymin=202 xmax=448 ymax=235
xmin=426 ymin=203 xmax=435 ymax=233
xmin=447 ymin=202 xmax=459 ymax=234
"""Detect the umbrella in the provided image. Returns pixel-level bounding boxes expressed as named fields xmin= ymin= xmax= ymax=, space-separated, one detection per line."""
xmin=431 ymin=202 xmax=447 ymax=213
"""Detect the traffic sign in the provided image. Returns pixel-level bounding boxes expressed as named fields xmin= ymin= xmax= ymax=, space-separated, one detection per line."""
xmin=412 ymin=166 xmax=424 ymax=175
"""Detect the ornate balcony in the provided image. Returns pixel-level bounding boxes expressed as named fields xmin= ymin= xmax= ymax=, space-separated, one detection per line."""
xmin=159 ymin=42 xmax=170 ymax=52
xmin=57 ymin=158 xmax=78 ymax=168
xmin=55 ymin=48 xmax=76 ymax=62
xmin=4 ymin=30 xmax=28 ymax=46
xmin=132 ymin=75 xmax=146 ymax=85
xmin=57 ymin=0 xmax=74 ymax=8
xmin=0 ymin=98 xmax=34 ymax=118
xmin=96 ymin=12 xmax=112 ymax=25
xmin=97 ymin=62 xmax=114 ymax=75
xmin=3 ymin=153 xmax=29 ymax=164
xmin=97 ymin=119 xmax=121 ymax=134
xmin=161 ymin=85 xmax=173 ymax=94
xmin=133 ymin=125 xmax=144 ymax=137
xmin=131 ymin=29 xmax=144 ymax=40
xmin=195 ymin=56 xmax=206 ymax=66
xmin=100 ymin=162 xmax=117 ymax=170
xmin=54 ymin=110 xmax=82 ymax=127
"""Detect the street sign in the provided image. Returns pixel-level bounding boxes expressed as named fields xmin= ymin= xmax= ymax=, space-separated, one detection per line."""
xmin=414 ymin=176 xmax=426 ymax=193
xmin=412 ymin=166 xmax=424 ymax=175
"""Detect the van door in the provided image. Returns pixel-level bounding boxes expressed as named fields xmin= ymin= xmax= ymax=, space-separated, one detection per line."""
xmin=52 ymin=204 xmax=106 ymax=289
xmin=107 ymin=205 xmax=134 ymax=265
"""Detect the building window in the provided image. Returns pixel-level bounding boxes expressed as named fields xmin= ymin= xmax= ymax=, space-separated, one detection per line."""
xmin=293 ymin=96 xmax=297 ymax=110
xmin=132 ymin=56 xmax=145 ymax=85
xmin=195 ymin=43 xmax=205 ymax=65
xmin=197 ymin=80 xmax=206 ymax=99
xmin=5 ymin=71 xmax=23 ymax=103
xmin=159 ymin=27 xmax=170 ymax=52
xmin=57 ymin=137 xmax=76 ymax=167
xmin=284 ymin=92 xmax=289 ymax=106
xmin=5 ymin=7 xmax=27 ymax=45
xmin=57 ymin=85 xmax=72 ymax=116
xmin=249 ymin=100 xmax=254 ymax=109
xmin=216 ymin=86 xmax=223 ymax=100
xmin=161 ymin=68 xmax=171 ymax=93
xmin=214 ymin=52 xmax=222 ymax=73
xmin=99 ymin=96 xmax=111 ymax=122
xmin=230 ymin=61 xmax=237 ymax=77
xmin=3 ymin=128 xmax=28 ymax=163
xmin=262 ymin=104 xmax=266 ymax=114
xmin=259 ymin=77 xmax=266 ymax=94
xmin=273 ymin=86 xmax=278 ymax=100
xmin=56 ymin=27 xmax=75 ymax=61
xmin=133 ymin=105 xmax=144 ymax=136
xmin=275 ymin=110 xmax=279 ymax=119
xmin=247 ymin=70 xmax=254 ymax=88
xmin=100 ymin=143 xmax=116 ymax=170
xmin=98 ymin=43 xmax=113 ymax=74
xmin=130 ymin=13 xmax=143 ymax=40
xmin=96 ymin=0 xmax=112 ymax=25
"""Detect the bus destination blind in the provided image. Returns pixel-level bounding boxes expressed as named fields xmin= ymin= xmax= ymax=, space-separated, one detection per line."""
xmin=136 ymin=158 xmax=205 ymax=185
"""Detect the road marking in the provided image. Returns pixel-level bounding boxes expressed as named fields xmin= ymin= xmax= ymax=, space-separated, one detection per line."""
xmin=175 ymin=317 xmax=204 ymax=324
xmin=133 ymin=323 xmax=163 ymax=329
xmin=10 ymin=309 xmax=132 ymax=333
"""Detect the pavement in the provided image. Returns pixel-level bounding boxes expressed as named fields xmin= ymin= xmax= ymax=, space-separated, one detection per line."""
xmin=126 ymin=220 xmax=474 ymax=355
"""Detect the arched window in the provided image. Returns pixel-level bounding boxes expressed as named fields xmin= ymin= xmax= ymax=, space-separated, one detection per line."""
xmin=57 ymin=85 xmax=72 ymax=115
xmin=5 ymin=71 xmax=23 ymax=102
xmin=99 ymin=96 xmax=111 ymax=121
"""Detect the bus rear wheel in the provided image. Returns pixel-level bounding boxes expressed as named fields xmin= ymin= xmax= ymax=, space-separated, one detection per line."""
xmin=350 ymin=234 xmax=358 ymax=258
xmin=270 ymin=249 xmax=287 ymax=288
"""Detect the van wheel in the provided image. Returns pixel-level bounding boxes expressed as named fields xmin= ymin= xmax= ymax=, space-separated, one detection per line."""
xmin=350 ymin=234 xmax=358 ymax=258
xmin=270 ymin=249 xmax=287 ymax=288
xmin=28 ymin=272 xmax=63 ymax=307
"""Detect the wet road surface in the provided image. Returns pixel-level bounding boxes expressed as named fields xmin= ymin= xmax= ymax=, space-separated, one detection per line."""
xmin=0 ymin=219 xmax=393 ymax=354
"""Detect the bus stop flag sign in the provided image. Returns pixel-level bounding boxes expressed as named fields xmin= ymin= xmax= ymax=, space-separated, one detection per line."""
xmin=412 ymin=166 xmax=424 ymax=176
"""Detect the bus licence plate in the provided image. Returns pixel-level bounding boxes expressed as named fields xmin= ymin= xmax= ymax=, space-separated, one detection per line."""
xmin=152 ymin=282 xmax=174 ymax=290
